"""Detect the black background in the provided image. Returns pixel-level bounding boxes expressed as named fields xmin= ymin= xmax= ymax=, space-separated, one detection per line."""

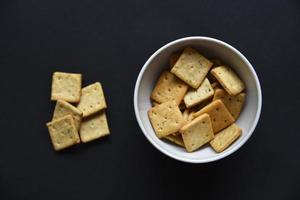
xmin=0 ymin=0 xmax=299 ymax=199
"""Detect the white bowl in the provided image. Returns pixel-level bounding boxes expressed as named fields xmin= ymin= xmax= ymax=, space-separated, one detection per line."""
xmin=134 ymin=36 xmax=262 ymax=163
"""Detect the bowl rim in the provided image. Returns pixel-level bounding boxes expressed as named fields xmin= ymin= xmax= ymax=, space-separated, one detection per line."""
xmin=133 ymin=36 xmax=262 ymax=163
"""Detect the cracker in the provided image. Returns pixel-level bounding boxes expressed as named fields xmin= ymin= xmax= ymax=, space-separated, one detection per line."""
xmin=171 ymin=47 xmax=213 ymax=88
xmin=184 ymin=78 xmax=214 ymax=108
xmin=79 ymin=110 xmax=110 ymax=143
xmin=210 ymin=123 xmax=242 ymax=152
xmin=211 ymin=82 xmax=220 ymax=89
xmin=148 ymin=101 xmax=184 ymax=138
xmin=211 ymin=66 xmax=245 ymax=95
xmin=46 ymin=115 xmax=80 ymax=151
xmin=180 ymin=113 xmax=214 ymax=152
xmin=164 ymin=133 xmax=185 ymax=147
xmin=213 ymin=89 xmax=246 ymax=119
xmin=77 ymin=82 xmax=107 ymax=117
xmin=152 ymin=101 xmax=160 ymax=107
xmin=182 ymin=109 xmax=189 ymax=121
xmin=151 ymin=71 xmax=188 ymax=105
xmin=51 ymin=72 xmax=82 ymax=103
xmin=53 ymin=100 xmax=83 ymax=130
xmin=193 ymin=100 xmax=234 ymax=133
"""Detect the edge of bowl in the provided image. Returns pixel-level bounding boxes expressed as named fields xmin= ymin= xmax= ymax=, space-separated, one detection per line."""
xmin=133 ymin=36 xmax=262 ymax=163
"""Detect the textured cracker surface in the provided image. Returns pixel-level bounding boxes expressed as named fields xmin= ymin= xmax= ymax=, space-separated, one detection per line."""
xmin=193 ymin=100 xmax=234 ymax=133
xmin=51 ymin=72 xmax=82 ymax=103
xmin=210 ymin=123 xmax=242 ymax=152
xmin=171 ymin=47 xmax=213 ymax=88
xmin=151 ymin=71 xmax=188 ymax=105
xmin=180 ymin=113 xmax=214 ymax=152
xmin=211 ymin=66 xmax=245 ymax=95
xmin=148 ymin=101 xmax=184 ymax=138
xmin=213 ymin=89 xmax=246 ymax=119
xmin=77 ymin=82 xmax=107 ymax=117
xmin=52 ymin=100 xmax=82 ymax=130
xmin=46 ymin=115 xmax=80 ymax=151
xmin=164 ymin=133 xmax=185 ymax=147
xmin=80 ymin=111 xmax=110 ymax=143
xmin=184 ymin=78 xmax=214 ymax=108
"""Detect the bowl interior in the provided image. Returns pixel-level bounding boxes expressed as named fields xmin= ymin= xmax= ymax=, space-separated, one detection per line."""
xmin=135 ymin=37 xmax=261 ymax=163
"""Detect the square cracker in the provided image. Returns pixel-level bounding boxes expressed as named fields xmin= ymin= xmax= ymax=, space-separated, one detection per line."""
xmin=211 ymin=66 xmax=245 ymax=95
xmin=171 ymin=47 xmax=213 ymax=88
xmin=51 ymin=72 xmax=82 ymax=103
xmin=184 ymin=78 xmax=214 ymax=108
xmin=180 ymin=113 xmax=214 ymax=152
xmin=53 ymin=100 xmax=83 ymax=130
xmin=193 ymin=99 xmax=234 ymax=133
xmin=210 ymin=123 xmax=242 ymax=152
xmin=151 ymin=71 xmax=188 ymax=105
xmin=148 ymin=100 xmax=184 ymax=138
xmin=213 ymin=89 xmax=246 ymax=119
xmin=80 ymin=110 xmax=110 ymax=143
xmin=164 ymin=133 xmax=185 ymax=147
xmin=46 ymin=115 xmax=80 ymax=151
xmin=77 ymin=82 xmax=107 ymax=117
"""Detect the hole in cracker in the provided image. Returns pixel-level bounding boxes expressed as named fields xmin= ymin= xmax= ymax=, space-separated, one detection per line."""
xmin=202 ymin=121 xmax=205 ymax=124
xmin=213 ymin=118 xmax=216 ymax=122
xmin=224 ymin=119 xmax=227 ymax=123
xmin=165 ymin=76 xmax=168 ymax=80
xmin=216 ymin=108 xmax=219 ymax=111
xmin=168 ymin=88 xmax=171 ymax=92
xmin=229 ymin=97 xmax=232 ymax=101
xmin=190 ymin=65 xmax=194 ymax=69
xmin=178 ymin=85 xmax=182 ymax=88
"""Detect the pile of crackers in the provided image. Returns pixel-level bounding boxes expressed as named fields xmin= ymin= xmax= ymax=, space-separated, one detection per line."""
xmin=148 ymin=47 xmax=246 ymax=153
xmin=46 ymin=72 xmax=110 ymax=151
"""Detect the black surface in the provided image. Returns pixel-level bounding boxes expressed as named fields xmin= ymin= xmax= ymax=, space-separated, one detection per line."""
xmin=0 ymin=0 xmax=299 ymax=199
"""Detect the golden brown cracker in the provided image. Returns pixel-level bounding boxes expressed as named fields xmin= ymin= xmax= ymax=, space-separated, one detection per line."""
xmin=46 ymin=115 xmax=80 ymax=151
xmin=77 ymin=82 xmax=107 ymax=117
xmin=148 ymin=101 xmax=184 ymax=138
xmin=213 ymin=89 xmax=246 ymax=119
xmin=51 ymin=72 xmax=82 ymax=103
xmin=171 ymin=47 xmax=213 ymax=88
xmin=180 ymin=113 xmax=214 ymax=152
xmin=151 ymin=71 xmax=188 ymax=105
xmin=193 ymin=100 xmax=234 ymax=133
xmin=164 ymin=133 xmax=185 ymax=147
xmin=210 ymin=123 xmax=242 ymax=152
xmin=211 ymin=66 xmax=245 ymax=95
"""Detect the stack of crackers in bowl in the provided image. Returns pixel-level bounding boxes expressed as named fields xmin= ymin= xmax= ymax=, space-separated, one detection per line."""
xmin=148 ymin=47 xmax=246 ymax=153
xmin=46 ymin=72 xmax=110 ymax=151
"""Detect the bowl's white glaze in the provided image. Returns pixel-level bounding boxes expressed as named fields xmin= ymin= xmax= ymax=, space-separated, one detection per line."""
xmin=134 ymin=36 xmax=262 ymax=163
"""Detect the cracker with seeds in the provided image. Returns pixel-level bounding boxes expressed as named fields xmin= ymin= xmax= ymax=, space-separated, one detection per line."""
xmin=171 ymin=47 xmax=213 ymax=88
xmin=213 ymin=89 xmax=246 ymax=119
xmin=148 ymin=101 xmax=184 ymax=138
xmin=210 ymin=123 xmax=242 ymax=152
xmin=46 ymin=115 xmax=80 ymax=151
xmin=180 ymin=113 xmax=214 ymax=152
xmin=151 ymin=71 xmax=188 ymax=105
xmin=51 ymin=72 xmax=82 ymax=103
xmin=80 ymin=110 xmax=110 ymax=143
xmin=211 ymin=66 xmax=245 ymax=95
xmin=184 ymin=78 xmax=214 ymax=108
xmin=169 ymin=52 xmax=181 ymax=69
xmin=77 ymin=82 xmax=107 ymax=117
xmin=193 ymin=100 xmax=234 ymax=133
xmin=164 ymin=133 xmax=185 ymax=147
xmin=53 ymin=100 xmax=83 ymax=130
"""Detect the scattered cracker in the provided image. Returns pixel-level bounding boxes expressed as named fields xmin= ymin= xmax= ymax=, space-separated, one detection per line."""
xmin=53 ymin=100 xmax=83 ymax=130
xmin=180 ymin=113 xmax=214 ymax=152
xmin=210 ymin=123 xmax=242 ymax=152
xmin=171 ymin=47 xmax=213 ymax=88
xmin=182 ymin=109 xmax=189 ymax=122
xmin=46 ymin=115 xmax=80 ymax=151
xmin=211 ymin=66 xmax=245 ymax=95
xmin=148 ymin=101 xmax=184 ymax=138
xmin=77 ymin=82 xmax=107 ymax=117
xmin=51 ymin=72 xmax=82 ymax=103
xmin=213 ymin=89 xmax=246 ymax=119
xmin=193 ymin=100 xmax=234 ymax=133
xmin=164 ymin=133 xmax=185 ymax=147
xmin=184 ymin=78 xmax=214 ymax=108
xmin=151 ymin=71 xmax=188 ymax=105
xmin=80 ymin=110 xmax=110 ymax=143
